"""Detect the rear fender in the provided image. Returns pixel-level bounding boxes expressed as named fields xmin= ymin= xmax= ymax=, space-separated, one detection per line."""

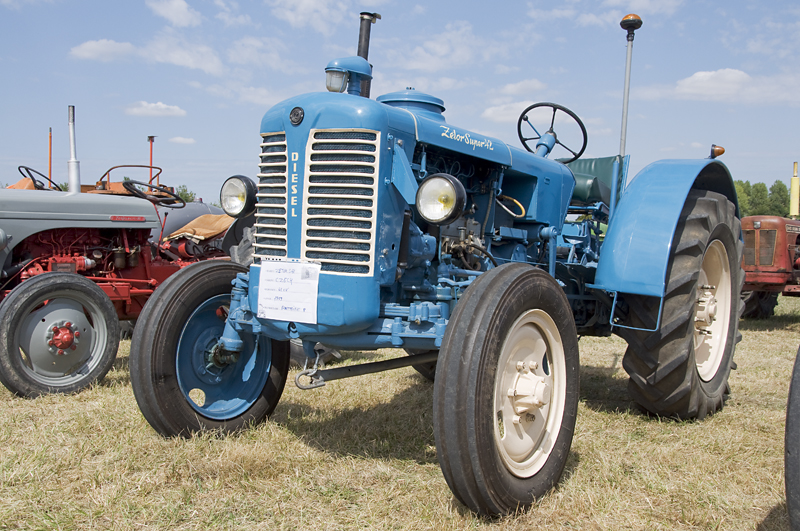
xmin=592 ymin=159 xmax=737 ymax=298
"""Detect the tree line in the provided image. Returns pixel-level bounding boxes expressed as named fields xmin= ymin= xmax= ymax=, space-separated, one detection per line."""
xmin=735 ymin=180 xmax=791 ymax=218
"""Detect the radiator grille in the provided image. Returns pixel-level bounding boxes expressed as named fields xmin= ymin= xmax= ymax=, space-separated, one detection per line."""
xmin=254 ymin=132 xmax=288 ymax=259
xmin=302 ymin=129 xmax=380 ymax=276
xmin=743 ymin=229 xmax=756 ymax=266
xmin=759 ymin=229 xmax=777 ymax=266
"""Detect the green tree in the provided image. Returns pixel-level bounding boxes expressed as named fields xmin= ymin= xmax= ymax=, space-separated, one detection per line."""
xmin=750 ymin=182 xmax=770 ymax=215
xmin=768 ymin=180 xmax=790 ymax=217
xmin=176 ymin=184 xmax=196 ymax=203
xmin=735 ymin=180 xmax=752 ymax=217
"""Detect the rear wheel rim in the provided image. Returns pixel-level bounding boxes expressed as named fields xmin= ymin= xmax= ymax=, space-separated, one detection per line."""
xmin=175 ymin=294 xmax=271 ymax=420
xmin=694 ymin=239 xmax=732 ymax=382
xmin=17 ymin=293 xmax=108 ymax=386
xmin=493 ymin=309 xmax=567 ymax=478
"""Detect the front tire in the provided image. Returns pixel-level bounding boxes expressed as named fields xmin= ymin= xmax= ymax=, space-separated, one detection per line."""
xmin=0 ymin=273 xmax=119 ymax=397
xmin=129 ymin=261 xmax=289 ymax=437
xmin=434 ymin=263 xmax=579 ymax=515
xmin=620 ymin=190 xmax=743 ymax=419
xmin=785 ymin=345 xmax=800 ymax=529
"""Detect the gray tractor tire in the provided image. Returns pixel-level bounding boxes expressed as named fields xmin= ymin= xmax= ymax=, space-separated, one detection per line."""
xmin=742 ymin=291 xmax=779 ymax=319
xmin=0 ymin=273 xmax=119 ymax=397
xmin=619 ymin=190 xmax=743 ymax=420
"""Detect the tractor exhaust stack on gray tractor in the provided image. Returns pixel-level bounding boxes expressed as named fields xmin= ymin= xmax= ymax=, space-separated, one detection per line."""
xmin=66 ymin=105 xmax=81 ymax=195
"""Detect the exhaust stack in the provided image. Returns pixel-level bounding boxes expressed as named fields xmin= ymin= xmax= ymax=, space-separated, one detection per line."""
xmin=357 ymin=12 xmax=380 ymax=98
xmin=67 ymin=106 xmax=80 ymax=195
xmin=791 ymin=162 xmax=799 ymax=219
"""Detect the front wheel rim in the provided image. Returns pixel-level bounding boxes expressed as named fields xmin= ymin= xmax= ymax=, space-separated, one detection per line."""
xmin=176 ymin=294 xmax=271 ymax=420
xmin=694 ymin=239 xmax=732 ymax=382
xmin=493 ymin=309 xmax=567 ymax=478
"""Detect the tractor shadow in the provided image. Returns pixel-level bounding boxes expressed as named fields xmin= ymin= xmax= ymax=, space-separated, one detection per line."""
xmin=274 ymin=376 xmax=439 ymax=465
xmin=578 ymin=353 xmax=639 ymax=415
xmin=739 ymin=314 xmax=800 ymax=334
xmin=756 ymin=501 xmax=789 ymax=530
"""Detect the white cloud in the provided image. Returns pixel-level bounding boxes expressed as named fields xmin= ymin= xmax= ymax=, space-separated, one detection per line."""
xmin=576 ymin=11 xmax=622 ymax=27
xmin=169 ymin=136 xmax=196 ymax=144
xmin=527 ymin=7 xmax=576 ymax=21
xmin=481 ymin=101 xmax=535 ymax=123
xmin=227 ymin=37 xmax=291 ymax=72
xmin=389 ymin=22 xmax=500 ymax=72
xmin=500 ymin=78 xmax=547 ymax=96
xmin=601 ymin=0 xmax=684 ymax=16
xmin=69 ymin=39 xmax=137 ymax=62
xmin=237 ymin=86 xmax=279 ymax=106
xmin=1 ymin=0 xmax=51 ymax=8
xmin=637 ymin=68 xmax=800 ymax=105
xmin=125 ymin=101 xmax=187 ymax=117
xmin=214 ymin=0 xmax=254 ymax=26
xmin=146 ymin=0 xmax=202 ymax=27
xmin=145 ymin=30 xmax=225 ymax=76
xmin=268 ymin=0 xmax=347 ymax=36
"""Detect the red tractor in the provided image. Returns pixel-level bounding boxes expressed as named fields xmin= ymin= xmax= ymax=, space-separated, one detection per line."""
xmin=741 ymin=215 xmax=800 ymax=318
xmin=0 ymin=106 xmax=252 ymax=397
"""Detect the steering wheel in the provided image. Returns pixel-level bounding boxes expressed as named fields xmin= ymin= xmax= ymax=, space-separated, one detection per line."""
xmin=517 ymin=102 xmax=587 ymax=163
xmin=18 ymin=166 xmax=64 ymax=191
xmin=122 ymin=180 xmax=186 ymax=209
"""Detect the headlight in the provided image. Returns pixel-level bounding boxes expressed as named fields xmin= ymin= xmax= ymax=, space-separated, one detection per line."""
xmin=415 ymin=173 xmax=466 ymax=225
xmin=220 ymin=175 xmax=257 ymax=218
xmin=325 ymin=70 xmax=348 ymax=93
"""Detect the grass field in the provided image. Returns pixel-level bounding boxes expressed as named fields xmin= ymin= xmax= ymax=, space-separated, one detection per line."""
xmin=1 ymin=299 xmax=797 ymax=530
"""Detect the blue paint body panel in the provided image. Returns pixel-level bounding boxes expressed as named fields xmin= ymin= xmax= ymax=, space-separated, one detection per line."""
xmin=592 ymin=159 xmax=736 ymax=297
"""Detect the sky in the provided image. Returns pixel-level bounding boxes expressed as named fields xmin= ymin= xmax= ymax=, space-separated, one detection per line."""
xmin=1 ymin=0 xmax=799 ymax=203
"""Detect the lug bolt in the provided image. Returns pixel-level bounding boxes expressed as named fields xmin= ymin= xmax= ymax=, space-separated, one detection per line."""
xmin=512 ymin=415 xmax=521 ymax=425
xmin=70 ymin=345 xmax=77 ymax=351
xmin=529 ymin=361 xmax=538 ymax=371
xmin=65 ymin=322 xmax=71 ymax=328
xmin=48 ymin=340 xmax=55 ymax=346
xmin=74 ymin=331 xmax=80 ymax=338
xmin=516 ymin=361 xmax=525 ymax=371
xmin=57 ymin=349 xmax=64 ymax=355
xmin=52 ymin=327 xmax=59 ymax=333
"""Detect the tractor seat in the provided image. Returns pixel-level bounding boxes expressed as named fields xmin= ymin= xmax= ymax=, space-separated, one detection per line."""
xmin=571 ymin=172 xmax=610 ymax=206
xmin=565 ymin=155 xmax=623 ymax=207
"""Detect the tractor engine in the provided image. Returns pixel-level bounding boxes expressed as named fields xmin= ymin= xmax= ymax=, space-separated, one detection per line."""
xmin=3 ymin=227 xmax=196 ymax=320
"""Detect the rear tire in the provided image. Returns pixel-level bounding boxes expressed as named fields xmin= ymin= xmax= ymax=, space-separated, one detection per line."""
xmin=619 ymin=190 xmax=742 ymax=419
xmin=129 ymin=261 xmax=289 ymax=437
xmin=742 ymin=291 xmax=778 ymax=319
xmin=434 ymin=263 xmax=579 ymax=515
xmin=404 ymin=348 xmax=437 ymax=381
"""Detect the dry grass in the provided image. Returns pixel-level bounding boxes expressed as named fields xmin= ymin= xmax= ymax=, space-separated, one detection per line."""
xmin=1 ymin=299 xmax=798 ymax=530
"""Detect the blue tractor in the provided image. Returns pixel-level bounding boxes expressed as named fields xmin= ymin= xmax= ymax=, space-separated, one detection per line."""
xmin=129 ymin=14 xmax=742 ymax=516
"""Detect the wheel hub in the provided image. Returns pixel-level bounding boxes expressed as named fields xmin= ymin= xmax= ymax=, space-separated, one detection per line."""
xmin=45 ymin=320 xmax=80 ymax=356
xmin=508 ymin=362 xmax=551 ymax=425
xmin=695 ymin=285 xmax=718 ymax=330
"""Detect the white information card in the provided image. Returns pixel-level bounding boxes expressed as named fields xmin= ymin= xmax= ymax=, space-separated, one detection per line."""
xmin=257 ymin=260 xmax=321 ymax=324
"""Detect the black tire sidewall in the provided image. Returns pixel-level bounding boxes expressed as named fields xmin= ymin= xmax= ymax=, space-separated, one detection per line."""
xmin=130 ymin=261 xmax=289 ymax=436
xmin=474 ymin=269 xmax=580 ymax=507
xmin=0 ymin=273 xmax=119 ymax=397
xmin=696 ymin=222 xmax=739 ymax=399
xmin=785 ymin=345 xmax=800 ymax=527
